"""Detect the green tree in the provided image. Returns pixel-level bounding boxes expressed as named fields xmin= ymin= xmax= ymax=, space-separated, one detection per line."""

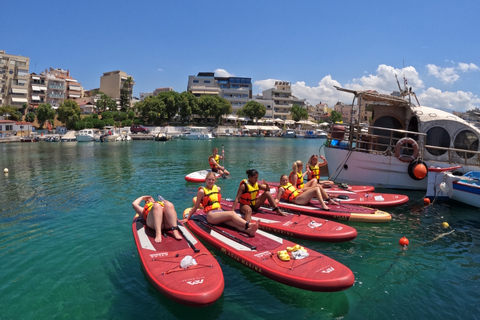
xmin=36 ymin=103 xmax=56 ymax=129
xmin=290 ymin=104 xmax=308 ymax=121
xmin=25 ymin=112 xmax=36 ymax=123
xmin=198 ymin=95 xmax=229 ymax=123
xmin=330 ymin=110 xmax=343 ymax=123
xmin=136 ymin=96 xmax=166 ymax=125
xmin=237 ymin=101 xmax=266 ymax=122
xmin=96 ymin=93 xmax=117 ymax=112
xmin=119 ymin=77 xmax=134 ymax=112
xmin=0 ymin=106 xmax=21 ymax=121
xmin=156 ymin=91 xmax=181 ymax=121
xmin=57 ymin=100 xmax=81 ymax=129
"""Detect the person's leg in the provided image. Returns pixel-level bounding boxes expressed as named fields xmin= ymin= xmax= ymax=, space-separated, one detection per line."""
xmin=254 ymin=192 xmax=286 ymax=216
xmin=295 ymin=188 xmax=330 ymax=210
xmin=162 ymin=201 xmax=182 ymax=240
xmin=240 ymin=203 xmax=254 ymax=222
xmin=207 ymin=210 xmax=258 ymax=236
xmin=146 ymin=203 xmax=164 ymax=243
xmin=316 ymin=186 xmax=338 ymax=205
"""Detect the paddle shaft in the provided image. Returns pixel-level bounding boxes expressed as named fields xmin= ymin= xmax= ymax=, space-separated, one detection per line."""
xmin=194 ymin=217 xmax=257 ymax=250
xmin=177 ymin=224 xmax=200 ymax=253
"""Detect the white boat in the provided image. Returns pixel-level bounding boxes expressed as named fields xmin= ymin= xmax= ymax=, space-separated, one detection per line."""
xmin=316 ymin=130 xmax=328 ymax=139
xmin=426 ymin=166 xmax=480 ymax=207
xmin=180 ymin=127 xmax=214 ymax=140
xmin=324 ymin=83 xmax=480 ymax=190
xmin=305 ymin=130 xmax=317 ymax=139
xmin=76 ymin=129 xmax=99 ymax=142
xmin=283 ymin=130 xmax=296 ymax=138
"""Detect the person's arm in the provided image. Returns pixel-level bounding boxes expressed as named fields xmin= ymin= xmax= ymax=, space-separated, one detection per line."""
xmin=180 ymin=190 xmax=204 ymax=223
xmin=275 ymin=187 xmax=285 ymax=203
xmin=289 ymin=172 xmax=298 ymax=186
xmin=132 ymin=196 xmax=148 ymax=217
xmin=258 ymin=179 xmax=270 ymax=192
xmin=231 ymin=183 xmax=245 ymax=210
xmin=319 ymin=155 xmax=328 ymax=167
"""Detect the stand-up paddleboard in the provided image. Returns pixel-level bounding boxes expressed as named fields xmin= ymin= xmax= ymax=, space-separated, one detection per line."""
xmin=272 ymin=198 xmax=392 ymax=223
xmin=219 ymin=198 xmax=357 ymax=242
xmin=267 ymin=185 xmax=408 ymax=208
xmin=266 ymin=181 xmax=374 ymax=193
xmin=185 ymin=169 xmax=221 ymax=183
xmin=132 ymin=214 xmax=224 ymax=306
xmin=182 ymin=208 xmax=355 ymax=292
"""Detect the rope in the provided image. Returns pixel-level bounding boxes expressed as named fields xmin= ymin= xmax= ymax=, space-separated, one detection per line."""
xmin=329 ymin=149 xmax=353 ymax=181
xmin=152 ymin=252 xmax=209 ymax=274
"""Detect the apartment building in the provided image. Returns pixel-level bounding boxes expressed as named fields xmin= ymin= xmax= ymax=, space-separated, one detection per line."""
xmin=0 ymin=50 xmax=30 ymax=108
xmin=187 ymin=72 xmax=252 ymax=113
xmin=258 ymin=81 xmax=306 ymax=120
xmin=29 ymin=73 xmax=48 ymax=107
xmin=100 ymin=70 xmax=135 ymax=101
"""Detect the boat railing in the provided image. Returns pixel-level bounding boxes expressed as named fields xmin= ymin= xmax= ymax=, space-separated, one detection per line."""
xmin=327 ymin=124 xmax=480 ymax=165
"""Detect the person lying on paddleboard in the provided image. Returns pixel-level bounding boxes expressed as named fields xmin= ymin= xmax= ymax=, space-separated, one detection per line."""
xmin=231 ymin=169 xmax=286 ymax=222
xmin=181 ymin=172 xmax=258 ymax=237
xmin=276 ymin=174 xmax=336 ymax=211
xmin=132 ymin=196 xmax=182 ymax=243
xmin=209 ymin=147 xmax=230 ymax=176
xmin=306 ymin=154 xmax=334 ymax=187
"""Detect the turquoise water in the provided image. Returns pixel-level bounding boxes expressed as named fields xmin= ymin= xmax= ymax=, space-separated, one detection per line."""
xmin=1 ymin=138 xmax=479 ymax=320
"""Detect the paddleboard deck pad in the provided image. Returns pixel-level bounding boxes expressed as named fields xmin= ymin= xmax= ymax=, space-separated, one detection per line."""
xmin=267 ymin=181 xmax=374 ymax=193
xmin=132 ymin=214 xmax=224 ymax=306
xmin=183 ymin=208 xmax=355 ymax=292
xmin=185 ymin=170 xmax=221 ymax=183
xmin=220 ymin=198 xmax=357 ymax=242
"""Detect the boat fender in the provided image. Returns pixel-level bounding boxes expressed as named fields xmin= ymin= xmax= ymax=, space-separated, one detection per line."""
xmin=395 ymin=137 xmax=419 ymax=162
xmin=408 ymin=159 xmax=428 ymax=180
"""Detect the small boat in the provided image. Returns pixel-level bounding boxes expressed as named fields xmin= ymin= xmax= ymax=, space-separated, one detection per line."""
xmin=185 ymin=169 xmax=221 ymax=183
xmin=76 ymin=129 xmax=99 ymax=142
xmin=132 ymin=214 xmax=224 ymax=306
xmin=20 ymin=133 xmax=38 ymax=142
xmin=219 ymin=199 xmax=357 ymax=242
xmin=426 ymin=165 xmax=480 ymax=207
xmin=181 ymin=127 xmax=214 ymax=140
xmin=283 ymin=130 xmax=296 ymax=138
xmin=183 ymin=208 xmax=355 ymax=292
xmin=305 ymin=130 xmax=317 ymax=139
xmin=316 ymin=130 xmax=328 ymax=139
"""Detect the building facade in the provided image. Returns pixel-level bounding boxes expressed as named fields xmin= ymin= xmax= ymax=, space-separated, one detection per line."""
xmin=187 ymin=72 xmax=252 ymax=113
xmin=258 ymin=81 xmax=306 ymax=120
xmin=100 ymin=70 xmax=135 ymax=101
xmin=29 ymin=73 xmax=47 ymax=107
xmin=0 ymin=50 xmax=30 ymax=108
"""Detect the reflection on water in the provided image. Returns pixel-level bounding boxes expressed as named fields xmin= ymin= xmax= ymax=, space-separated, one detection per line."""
xmin=1 ymin=138 xmax=479 ymax=319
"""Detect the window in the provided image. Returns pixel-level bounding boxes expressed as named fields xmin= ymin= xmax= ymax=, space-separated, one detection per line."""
xmin=454 ymin=130 xmax=479 ymax=159
xmin=426 ymin=127 xmax=450 ymax=156
xmin=204 ymin=80 xmax=210 ymax=83
xmin=193 ymin=80 xmax=199 ymax=83
xmin=6 ymin=125 xmax=13 ymax=131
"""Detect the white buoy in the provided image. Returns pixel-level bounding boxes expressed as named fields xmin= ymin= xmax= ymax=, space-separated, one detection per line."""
xmin=4 ymin=168 xmax=8 ymax=173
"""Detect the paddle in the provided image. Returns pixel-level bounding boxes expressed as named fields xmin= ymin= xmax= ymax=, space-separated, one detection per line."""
xmin=221 ymin=144 xmax=227 ymax=179
xmin=177 ymin=224 xmax=200 ymax=253
xmin=192 ymin=216 xmax=257 ymax=250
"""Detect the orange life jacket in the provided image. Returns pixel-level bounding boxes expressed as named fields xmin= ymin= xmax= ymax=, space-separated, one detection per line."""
xmin=281 ymin=182 xmax=300 ymax=203
xmin=142 ymin=201 xmax=165 ymax=220
xmin=200 ymin=185 xmax=221 ymax=212
xmin=239 ymin=179 xmax=259 ymax=206
xmin=289 ymin=171 xmax=305 ymax=189
xmin=309 ymin=164 xmax=320 ymax=180
xmin=208 ymin=154 xmax=220 ymax=169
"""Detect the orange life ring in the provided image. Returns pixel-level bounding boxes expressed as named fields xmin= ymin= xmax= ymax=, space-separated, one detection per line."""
xmin=395 ymin=137 xmax=419 ymax=162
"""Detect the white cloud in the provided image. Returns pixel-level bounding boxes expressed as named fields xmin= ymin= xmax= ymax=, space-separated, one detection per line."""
xmin=418 ymin=87 xmax=480 ymax=112
xmin=215 ymin=69 xmax=234 ymax=77
xmin=157 ymin=68 xmax=164 ymax=72
xmin=254 ymin=79 xmax=278 ymax=92
xmin=427 ymin=64 xmax=459 ymax=84
xmin=458 ymin=62 xmax=479 ymax=72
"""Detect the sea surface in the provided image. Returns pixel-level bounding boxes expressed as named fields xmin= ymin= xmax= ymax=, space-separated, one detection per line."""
xmin=1 ymin=138 xmax=479 ymax=320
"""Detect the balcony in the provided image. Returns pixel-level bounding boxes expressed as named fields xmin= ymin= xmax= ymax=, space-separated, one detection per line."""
xmin=48 ymin=93 xmax=65 ymax=99
xmin=49 ymin=84 xmax=65 ymax=90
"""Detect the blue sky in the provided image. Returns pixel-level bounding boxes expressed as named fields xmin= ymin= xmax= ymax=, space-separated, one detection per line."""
xmin=3 ymin=0 xmax=480 ymax=112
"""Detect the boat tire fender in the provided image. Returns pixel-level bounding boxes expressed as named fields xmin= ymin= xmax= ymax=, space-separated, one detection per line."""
xmin=395 ymin=138 xmax=419 ymax=162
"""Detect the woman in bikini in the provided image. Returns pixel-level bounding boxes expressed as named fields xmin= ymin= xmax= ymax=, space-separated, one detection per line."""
xmin=181 ymin=171 xmax=258 ymax=236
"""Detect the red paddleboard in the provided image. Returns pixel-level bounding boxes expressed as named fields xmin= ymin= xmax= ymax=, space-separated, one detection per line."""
xmin=219 ymin=199 xmax=357 ymax=242
xmin=185 ymin=169 xmax=221 ymax=183
xmin=267 ymin=181 xmax=375 ymax=193
xmin=183 ymin=208 xmax=355 ymax=292
xmin=273 ymin=199 xmax=391 ymax=223
xmin=268 ymin=186 xmax=408 ymax=208
xmin=132 ymin=214 xmax=224 ymax=306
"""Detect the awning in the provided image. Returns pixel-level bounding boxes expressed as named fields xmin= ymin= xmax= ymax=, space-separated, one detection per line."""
xmin=32 ymin=95 xmax=40 ymax=101
xmin=32 ymin=76 xmax=40 ymax=80
xmin=69 ymin=86 xmax=81 ymax=91
xmin=69 ymin=94 xmax=81 ymax=98
xmin=11 ymin=97 xmax=28 ymax=103
xmin=31 ymin=86 xmax=44 ymax=91
xmin=243 ymin=125 xmax=281 ymax=131
xmin=11 ymin=88 xmax=28 ymax=94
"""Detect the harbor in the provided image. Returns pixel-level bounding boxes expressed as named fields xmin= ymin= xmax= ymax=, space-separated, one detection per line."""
xmin=1 ymin=137 xmax=478 ymax=319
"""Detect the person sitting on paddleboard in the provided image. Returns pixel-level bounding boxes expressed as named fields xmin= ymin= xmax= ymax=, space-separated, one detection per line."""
xmin=209 ymin=147 xmax=230 ymax=176
xmin=276 ymin=174 xmax=335 ymax=211
xmin=289 ymin=160 xmax=320 ymax=191
xmin=231 ymin=169 xmax=286 ymax=222
xmin=181 ymin=172 xmax=258 ymax=237
xmin=306 ymin=154 xmax=334 ymax=187
xmin=132 ymin=196 xmax=182 ymax=243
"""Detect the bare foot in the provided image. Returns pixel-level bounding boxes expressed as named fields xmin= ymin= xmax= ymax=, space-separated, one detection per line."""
xmin=172 ymin=227 xmax=182 ymax=240
xmin=321 ymin=204 xmax=330 ymax=211
xmin=246 ymin=222 xmax=259 ymax=237
xmin=154 ymin=235 xmax=162 ymax=243
xmin=277 ymin=209 xmax=287 ymax=216
xmin=328 ymin=199 xmax=339 ymax=205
